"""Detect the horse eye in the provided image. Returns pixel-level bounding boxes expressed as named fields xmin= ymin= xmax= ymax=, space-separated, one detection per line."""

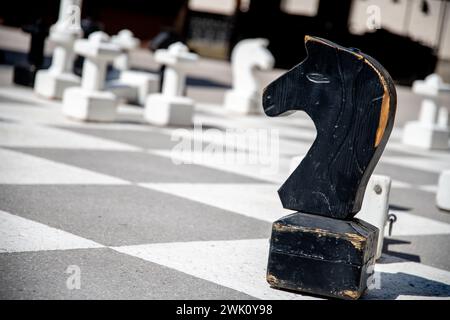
xmin=306 ymin=73 xmax=331 ymax=84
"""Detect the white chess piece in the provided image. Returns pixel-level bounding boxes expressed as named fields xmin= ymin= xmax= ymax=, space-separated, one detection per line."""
xmin=412 ymin=73 xmax=442 ymax=96
xmin=144 ymin=42 xmax=198 ymax=126
xmin=34 ymin=0 xmax=83 ymax=99
xmin=356 ymin=175 xmax=392 ymax=260
xmin=112 ymin=29 xmax=139 ymax=71
xmin=402 ymin=102 xmax=449 ymax=150
xmin=107 ymin=29 xmax=158 ymax=105
xmin=224 ymin=39 xmax=274 ymax=115
xmin=437 ymin=170 xmax=450 ymax=211
xmin=412 ymin=73 xmax=450 ymax=95
xmin=402 ymin=74 xmax=450 ymax=150
xmin=62 ymin=31 xmax=122 ymax=121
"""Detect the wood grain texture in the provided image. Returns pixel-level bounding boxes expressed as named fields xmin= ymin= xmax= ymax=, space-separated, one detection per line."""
xmin=263 ymin=36 xmax=397 ymax=219
xmin=267 ymin=212 xmax=378 ymax=300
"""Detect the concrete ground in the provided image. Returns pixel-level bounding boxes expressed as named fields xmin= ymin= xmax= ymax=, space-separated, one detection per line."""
xmin=0 ymin=26 xmax=449 ymax=300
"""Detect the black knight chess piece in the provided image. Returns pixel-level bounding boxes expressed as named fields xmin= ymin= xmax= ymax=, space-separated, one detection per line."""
xmin=264 ymin=36 xmax=396 ymax=299
xmin=13 ymin=19 xmax=49 ymax=87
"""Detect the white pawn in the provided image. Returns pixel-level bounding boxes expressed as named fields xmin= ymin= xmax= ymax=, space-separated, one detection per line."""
xmin=144 ymin=42 xmax=198 ymax=126
xmin=108 ymin=29 xmax=158 ymax=105
xmin=34 ymin=0 xmax=83 ymax=99
xmin=356 ymin=175 xmax=392 ymax=260
xmin=224 ymin=39 xmax=274 ymax=115
xmin=437 ymin=170 xmax=450 ymax=211
xmin=402 ymin=101 xmax=449 ymax=150
xmin=62 ymin=31 xmax=122 ymax=121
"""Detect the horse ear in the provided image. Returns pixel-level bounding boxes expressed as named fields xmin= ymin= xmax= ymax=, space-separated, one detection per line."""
xmin=304 ymin=36 xmax=327 ymax=49
xmin=304 ymin=36 xmax=338 ymax=58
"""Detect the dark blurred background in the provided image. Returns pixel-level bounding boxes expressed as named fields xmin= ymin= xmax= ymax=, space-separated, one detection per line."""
xmin=1 ymin=0 xmax=449 ymax=85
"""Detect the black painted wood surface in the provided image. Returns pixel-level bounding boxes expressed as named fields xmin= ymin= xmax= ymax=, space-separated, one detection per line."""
xmin=263 ymin=36 xmax=397 ymax=219
xmin=267 ymin=212 xmax=378 ymax=300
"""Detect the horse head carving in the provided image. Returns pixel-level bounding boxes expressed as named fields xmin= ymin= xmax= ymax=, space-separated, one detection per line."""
xmin=263 ymin=36 xmax=397 ymax=219
xmin=231 ymin=38 xmax=275 ymax=95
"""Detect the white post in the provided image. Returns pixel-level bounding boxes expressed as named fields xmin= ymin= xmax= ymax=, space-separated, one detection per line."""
xmin=356 ymin=175 xmax=392 ymax=260
xmin=437 ymin=170 xmax=450 ymax=211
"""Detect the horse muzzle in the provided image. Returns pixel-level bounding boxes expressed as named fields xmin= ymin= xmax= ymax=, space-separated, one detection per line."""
xmin=262 ymin=86 xmax=279 ymax=117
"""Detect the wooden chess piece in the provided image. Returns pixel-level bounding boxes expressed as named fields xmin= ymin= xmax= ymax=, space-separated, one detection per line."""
xmin=264 ymin=36 xmax=397 ymax=299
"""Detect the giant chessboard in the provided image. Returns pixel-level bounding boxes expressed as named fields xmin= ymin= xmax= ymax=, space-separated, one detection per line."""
xmin=0 ymin=51 xmax=450 ymax=299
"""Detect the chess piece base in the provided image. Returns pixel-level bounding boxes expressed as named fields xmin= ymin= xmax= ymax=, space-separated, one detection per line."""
xmin=62 ymin=87 xmax=118 ymax=122
xmin=120 ymin=70 xmax=159 ymax=105
xmin=267 ymin=212 xmax=378 ymax=300
xmin=224 ymin=90 xmax=260 ymax=115
xmin=106 ymin=82 xmax=138 ymax=104
xmin=145 ymin=94 xmax=194 ymax=126
xmin=13 ymin=64 xmax=38 ymax=87
xmin=107 ymin=71 xmax=159 ymax=105
xmin=437 ymin=170 xmax=450 ymax=211
xmin=402 ymin=122 xmax=449 ymax=150
xmin=34 ymin=70 xmax=80 ymax=99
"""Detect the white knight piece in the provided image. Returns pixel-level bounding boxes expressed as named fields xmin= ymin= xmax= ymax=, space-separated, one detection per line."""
xmin=224 ymin=38 xmax=274 ymax=115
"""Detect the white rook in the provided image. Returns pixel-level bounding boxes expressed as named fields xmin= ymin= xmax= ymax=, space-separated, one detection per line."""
xmin=62 ymin=31 xmax=121 ymax=121
xmin=34 ymin=0 xmax=83 ymax=99
xmin=437 ymin=170 xmax=450 ymax=211
xmin=224 ymin=39 xmax=274 ymax=115
xmin=144 ymin=42 xmax=198 ymax=126
xmin=356 ymin=175 xmax=392 ymax=260
xmin=107 ymin=29 xmax=158 ymax=105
